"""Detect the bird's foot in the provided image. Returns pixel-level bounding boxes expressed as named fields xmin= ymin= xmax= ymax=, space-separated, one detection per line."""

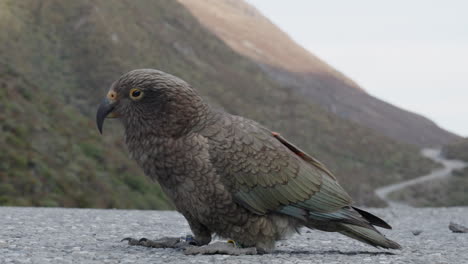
xmin=122 ymin=236 xmax=257 ymax=255
xmin=184 ymin=241 xmax=257 ymax=255
xmin=122 ymin=235 xmax=196 ymax=249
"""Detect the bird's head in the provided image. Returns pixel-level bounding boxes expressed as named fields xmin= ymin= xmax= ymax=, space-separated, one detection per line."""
xmin=96 ymin=69 xmax=208 ymax=137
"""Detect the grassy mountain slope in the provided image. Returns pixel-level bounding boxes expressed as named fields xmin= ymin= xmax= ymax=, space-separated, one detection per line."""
xmin=1 ymin=0 xmax=436 ymax=208
xmin=0 ymin=66 xmax=171 ymax=209
xmin=389 ymin=167 xmax=468 ymax=207
xmin=443 ymin=138 xmax=468 ymax=162
xmin=178 ymin=0 xmax=459 ymax=147
xmin=389 ymin=138 xmax=468 ymax=206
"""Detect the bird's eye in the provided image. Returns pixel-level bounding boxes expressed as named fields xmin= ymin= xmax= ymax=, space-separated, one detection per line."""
xmin=129 ymin=88 xmax=143 ymax=100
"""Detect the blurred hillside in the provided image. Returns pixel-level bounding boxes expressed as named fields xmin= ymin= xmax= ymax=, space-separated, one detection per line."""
xmin=179 ymin=0 xmax=459 ymax=147
xmin=0 ymin=0 xmax=441 ymax=208
xmin=390 ymin=138 xmax=468 ymax=206
xmin=443 ymin=138 xmax=468 ymax=162
xmin=0 ymin=66 xmax=171 ymax=209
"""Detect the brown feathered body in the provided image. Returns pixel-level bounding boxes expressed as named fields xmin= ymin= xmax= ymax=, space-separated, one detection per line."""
xmin=101 ymin=69 xmax=401 ymax=252
xmin=126 ymin=113 xmax=300 ymax=250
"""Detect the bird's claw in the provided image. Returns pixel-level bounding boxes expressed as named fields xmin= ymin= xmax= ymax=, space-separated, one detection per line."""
xmin=121 ymin=237 xmax=141 ymax=246
xmin=122 ymin=236 xmax=257 ymax=255
xmin=121 ymin=236 xmax=188 ymax=248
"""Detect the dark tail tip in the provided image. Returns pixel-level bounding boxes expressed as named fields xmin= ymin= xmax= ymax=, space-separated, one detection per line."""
xmin=352 ymin=206 xmax=392 ymax=229
xmin=385 ymin=239 xmax=402 ymax=250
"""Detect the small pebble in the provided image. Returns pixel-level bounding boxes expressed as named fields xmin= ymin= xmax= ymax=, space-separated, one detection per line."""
xmin=449 ymin=222 xmax=468 ymax=233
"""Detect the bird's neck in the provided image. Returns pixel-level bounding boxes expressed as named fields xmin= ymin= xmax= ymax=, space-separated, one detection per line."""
xmin=122 ymin=101 xmax=220 ymax=182
xmin=123 ymin=95 xmax=218 ymax=138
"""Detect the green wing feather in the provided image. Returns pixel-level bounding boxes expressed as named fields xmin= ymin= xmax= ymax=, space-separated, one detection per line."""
xmin=205 ymin=116 xmax=352 ymax=216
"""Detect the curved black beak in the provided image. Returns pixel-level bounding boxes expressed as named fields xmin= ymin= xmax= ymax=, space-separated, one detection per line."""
xmin=96 ymin=98 xmax=116 ymax=134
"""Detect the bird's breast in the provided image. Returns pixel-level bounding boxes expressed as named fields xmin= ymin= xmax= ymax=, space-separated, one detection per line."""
xmin=126 ymin=134 xmax=212 ymax=184
xmin=125 ymin=133 xmax=242 ymax=225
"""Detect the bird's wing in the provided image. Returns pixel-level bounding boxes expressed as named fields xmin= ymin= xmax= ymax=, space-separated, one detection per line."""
xmin=204 ymin=116 xmax=353 ymax=216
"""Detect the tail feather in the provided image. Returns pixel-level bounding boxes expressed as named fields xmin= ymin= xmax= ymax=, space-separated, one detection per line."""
xmin=339 ymin=223 xmax=401 ymax=249
xmin=352 ymin=206 xmax=392 ymax=229
xmin=301 ymin=206 xmax=401 ymax=249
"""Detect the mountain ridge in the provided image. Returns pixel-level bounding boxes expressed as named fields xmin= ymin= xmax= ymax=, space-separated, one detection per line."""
xmin=178 ymin=0 xmax=459 ymax=147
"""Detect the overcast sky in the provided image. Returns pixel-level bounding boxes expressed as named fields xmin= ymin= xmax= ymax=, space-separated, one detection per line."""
xmin=246 ymin=0 xmax=468 ymax=137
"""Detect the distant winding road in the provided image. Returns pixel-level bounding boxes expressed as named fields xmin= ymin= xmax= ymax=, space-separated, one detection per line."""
xmin=375 ymin=148 xmax=468 ymax=207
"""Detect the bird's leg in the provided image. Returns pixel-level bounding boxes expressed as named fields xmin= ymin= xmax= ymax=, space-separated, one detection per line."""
xmin=121 ymin=235 xmax=196 ymax=249
xmin=183 ymin=240 xmax=258 ymax=255
xmin=122 ymin=219 xmax=212 ymax=250
xmin=183 ymin=220 xmax=258 ymax=255
xmin=122 ymin=220 xmax=258 ymax=255
xmin=122 ymin=236 xmax=258 ymax=255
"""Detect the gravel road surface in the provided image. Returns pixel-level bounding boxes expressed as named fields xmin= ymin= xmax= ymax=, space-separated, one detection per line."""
xmin=1 ymin=206 xmax=467 ymax=263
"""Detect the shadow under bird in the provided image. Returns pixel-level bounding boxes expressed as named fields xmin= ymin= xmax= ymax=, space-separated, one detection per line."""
xmin=96 ymin=69 xmax=401 ymax=255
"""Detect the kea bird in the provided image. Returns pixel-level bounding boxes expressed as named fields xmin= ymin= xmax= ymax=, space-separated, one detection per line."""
xmin=96 ymin=69 xmax=401 ymax=255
